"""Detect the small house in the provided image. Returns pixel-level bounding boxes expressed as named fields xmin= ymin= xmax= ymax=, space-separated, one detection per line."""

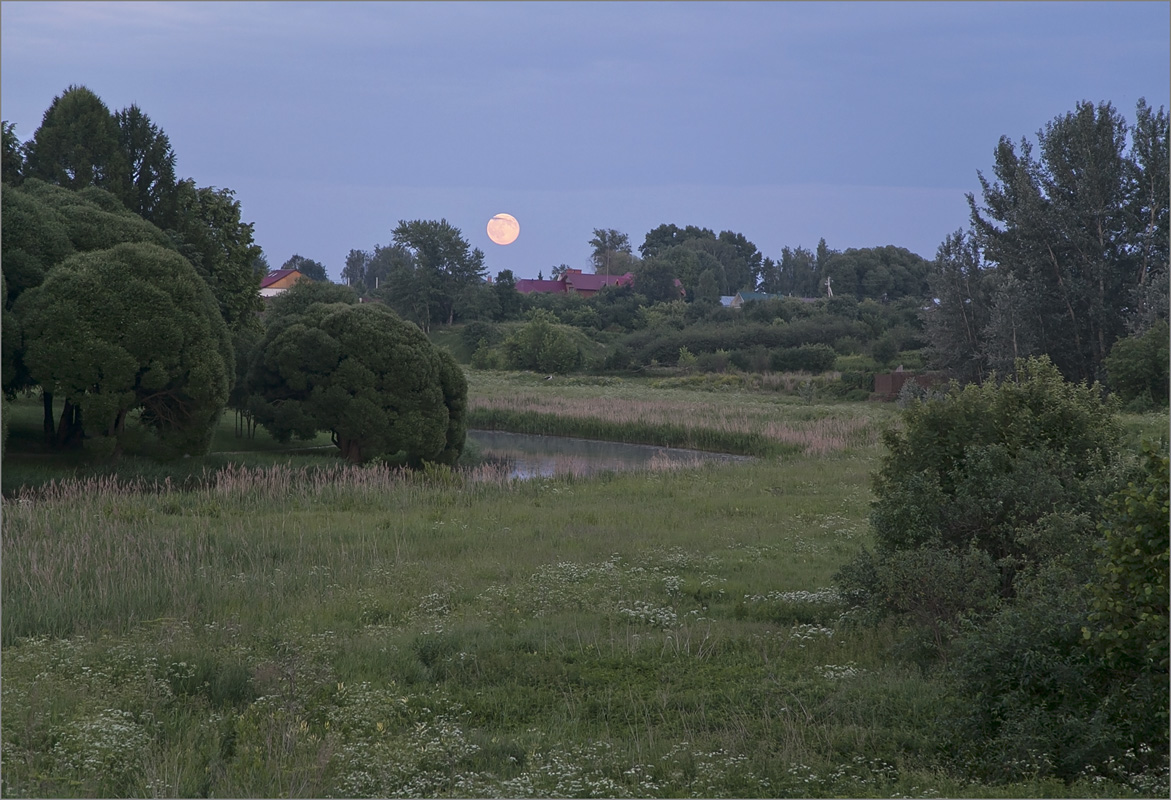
xmin=260 ymin=269 xmax=309 ymax=297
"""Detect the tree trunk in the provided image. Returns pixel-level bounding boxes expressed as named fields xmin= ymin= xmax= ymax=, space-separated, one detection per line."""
xmin=54 ymin=400 xmax=83 ymax=450
xmin=42 ymin=391 xmax=56 ymax=444
xmin=110 ymin=409 xmax=126 ymax=460
xmin=336 ymin=436 xmax=363 ymax=463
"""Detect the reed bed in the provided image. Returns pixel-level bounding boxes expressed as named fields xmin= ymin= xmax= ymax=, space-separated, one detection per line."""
xmin=467 ymin=377 xmax=889 ymax=456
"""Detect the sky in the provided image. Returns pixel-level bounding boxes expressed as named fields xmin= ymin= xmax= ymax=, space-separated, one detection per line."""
xmin=2 ymin=1 xmax=1168 ymax=282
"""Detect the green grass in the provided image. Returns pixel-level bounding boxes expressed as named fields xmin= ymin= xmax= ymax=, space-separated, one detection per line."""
xmin=1 ymin=383 xmax=1164 ymax=797
xmin=0 ymin=467 xmax=1153 ymax=797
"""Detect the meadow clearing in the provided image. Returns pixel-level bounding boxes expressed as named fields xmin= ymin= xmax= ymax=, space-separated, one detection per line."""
xmin=1 ymin=372 xmax=1164 ymax=798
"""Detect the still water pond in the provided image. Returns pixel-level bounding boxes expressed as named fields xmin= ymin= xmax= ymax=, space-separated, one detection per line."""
xmin=467 ymin=430 xmax=750 ymax=480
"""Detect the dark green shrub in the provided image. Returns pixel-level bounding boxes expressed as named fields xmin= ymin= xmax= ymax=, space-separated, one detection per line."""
xmin=833 ymin=356 xmax=1164 ymax=788
xmin=833 ymin=335 xmax=864 ymax=355
xmin=695 ymin=350 xmax=731 ymax=373
xmin=871 ymin=332 xmax=899 ymax=366
xmin=602 ymin=344 xmax=633 ymax=371
xmin=840 ymin=370 xmax=873 ymax=393
xmin=769 ymin=343 xmax=838 ymax=373
xmin=869 ymin=357 xmax=1120 ymax=565
xmin=1105 ymin=320 xmax=1170 ymax=408
xmin=729 ymin=346 xmax=770 ymax=373
xmin=460 ymin=320 xmax=500 ymax=351
xmin=470 ymin=338 xmax=502 ymax=370
xmin=628 ymin=318 xmax=868 ymax=366
xmin=947 ymin=563 xmax=1122 ymax=784
xmin=1086 ymin=441 xmax=1169 ymax=678
xmin=503 ymin=310 xmax=582 ymax=374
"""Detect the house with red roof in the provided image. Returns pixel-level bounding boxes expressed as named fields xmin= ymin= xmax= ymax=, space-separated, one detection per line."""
xmin=515 ymin=268 xmax=634 ymax=298
xmin=260 ymin=269 xmax=309 ymax=297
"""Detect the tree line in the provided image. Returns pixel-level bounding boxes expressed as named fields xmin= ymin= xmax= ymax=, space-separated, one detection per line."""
xmin=925 ymin=99 xmax=1168 ymax=398
xmin=349 ymin=99 xmax=1164 ymax=409
xmin=2 ymin=86 xmax=465 ymax=464
xmin=4 ymin=86 xmax=1166 ymax=462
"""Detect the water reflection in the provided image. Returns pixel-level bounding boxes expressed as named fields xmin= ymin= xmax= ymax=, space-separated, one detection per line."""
xmin=468 ymin=430 xmax=750 ymax=480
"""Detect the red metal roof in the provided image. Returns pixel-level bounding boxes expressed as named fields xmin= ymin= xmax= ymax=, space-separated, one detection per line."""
xmin=515 ymin=279 xmax=567 ymax=294
xmin=564 ymin=272 xmax=633 ymax=292
xmin=514 ymin=270 xmax=636 ymax=295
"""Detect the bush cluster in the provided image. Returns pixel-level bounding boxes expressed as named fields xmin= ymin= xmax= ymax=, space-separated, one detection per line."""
xmin=835 ymin=356 xmax=1167 ymax=786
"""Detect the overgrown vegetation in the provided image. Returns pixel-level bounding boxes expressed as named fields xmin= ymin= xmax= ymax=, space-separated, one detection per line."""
xmin=835 ymin=357 xmax=1168 ymax=790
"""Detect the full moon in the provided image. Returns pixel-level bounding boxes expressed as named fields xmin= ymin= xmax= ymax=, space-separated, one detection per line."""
xmin=486 ymin=213 xmax=520 ymax=245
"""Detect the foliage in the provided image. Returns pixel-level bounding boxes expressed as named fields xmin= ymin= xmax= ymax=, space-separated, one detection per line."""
xmin=1104 ymin=320 xmax=1170 ymax=409
xmin=492 ymin=269 xmax=525 ymax=320
xmin=385 ymin=219 xmax=486 ymax=330
xmin=639 ymin=223 xmax=715 ymax=259
xmin=17 ymin=178 xmax=173 ymax=254
xmin=825 ymin=245 xmax=932 ymax=301
xmin=168 ymin=181 xmax=264 ymax=333
xmin=23 ymin=85 xmax=125 ymax=193
xmin=962 ymin=100 xmax=1169 ymax=384
xmin=113 ymin=104 xmax=178 ymax=226
xmin=227 ymin=325 xmax=263 ymax=436
xmin=632 ymin=258 xmax=682 ymax=304
xmin=923 ymin=229 xmax=991 ymax=383
xmin=0 ymin=181 xmax=74 ymax=311
xmin=1129 ymin=99 xmax=1171 ymax=325
xmin=832 ymin=355 xmax=1168 ymax=787
xmin=265 ymin=275 xmax=357 ymax=318
xmin=868 ymin=357 xmax=1120 ymax=563
xmin=768 ymin=344 xmax=838 ymax=373
xmin=460 ymin=320 xmax=503 ymax=353
xmin=2 ymin=180 xmax=182 ymax=403
xmin=502 ymin=310 xmax=582 ymax=374
xmin=341 ymin=247 xmax=372 ymax=287
xmin=636 ymin=299 xmax=688 ymax=333
xmin=2 ymin=119 xmax=25 ymax=184
xmin=946 ymin=562 xmax=1129 ymax=785
xmin=247 ymin=300 xmax=467 ymax=465
xmin=14 ymin=242 xmax=233 ymax=457
xmin=627 ymin=317 xmax=868 ymax=366
xmin=1085 ymin=441 xmax=1170 ymax=675
xmin=589 ymin=227 xmax=633 ymax=276
xmin=280 ymin=253 xmax=329 ymax=282
xmin=638 ymin=225 xmax=763 ymax=293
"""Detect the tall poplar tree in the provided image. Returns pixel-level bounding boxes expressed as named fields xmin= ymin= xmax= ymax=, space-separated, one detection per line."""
xmin=929 ymin=99 xmax=1169 ymax=384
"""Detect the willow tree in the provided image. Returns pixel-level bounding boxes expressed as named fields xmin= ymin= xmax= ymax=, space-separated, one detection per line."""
xmin=247 ymin=287 xmax=467 ymax=465
xmin=15 ymin=242 xmax=233 ymax=456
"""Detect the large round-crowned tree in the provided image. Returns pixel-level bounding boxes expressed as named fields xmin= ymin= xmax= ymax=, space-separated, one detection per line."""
xmin=247 ymin=292 xmax=467 ymax=465
xmin=15 ymin=241 xmax=233 ymax=457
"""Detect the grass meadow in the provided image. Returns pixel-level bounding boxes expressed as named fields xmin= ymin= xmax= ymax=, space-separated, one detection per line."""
xmin=2 ymin=372 xmax=1165 ymax=798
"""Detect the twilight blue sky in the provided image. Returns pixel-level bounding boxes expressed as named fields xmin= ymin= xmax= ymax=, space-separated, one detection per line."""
xmin=3 ymin=1 xmax=1168 ymax=282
